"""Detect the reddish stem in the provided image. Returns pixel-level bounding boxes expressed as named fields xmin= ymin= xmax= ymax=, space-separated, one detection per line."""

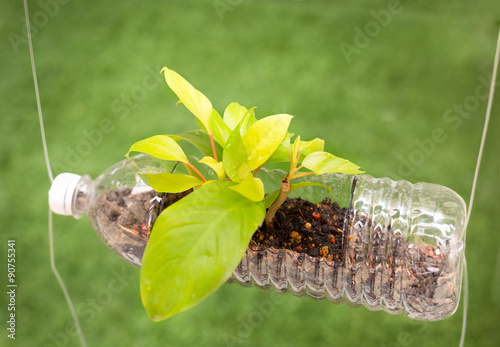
xmin=186 ymin=162 xmax=207 ymax=182
xmin=209 ymin=134 xmax=218 ymax=162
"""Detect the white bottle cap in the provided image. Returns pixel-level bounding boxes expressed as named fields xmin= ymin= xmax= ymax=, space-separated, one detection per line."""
xmin=49 ymin=173 xmax=82 ymax=216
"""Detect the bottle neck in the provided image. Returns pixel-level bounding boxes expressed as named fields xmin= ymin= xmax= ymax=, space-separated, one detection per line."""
xmin=72 ymin=175 xmax=92 ymax=219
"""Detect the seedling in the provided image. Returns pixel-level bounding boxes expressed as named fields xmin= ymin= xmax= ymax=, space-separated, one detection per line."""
xmin=126 ymin=67 xmax=363 ymax=321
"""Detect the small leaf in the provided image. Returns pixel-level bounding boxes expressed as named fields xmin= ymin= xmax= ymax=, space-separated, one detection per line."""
xmin=127 ymin=135 xmax=188 ymax=163
xmin=299 ymin=138 xmax=324 ymax=153
xmin=170 ymin=130 xmax=221 ymax=158
xmin=229 ymin=174 xmax=264 ymax=202
xmin=291 ymin=135 xmax=301 ymax=168
xmin=210 ymin=109 xmax=231 ymax=146
xmin=222 ymin=126 xmax=248 ymax=182
xmin=199 ymin=156 xmax=225 ymax=180
xmin=290 ymin=182 xmax=332 ymax=193
xmin=161 ymin=67 xmax=213 ymax=133
xmin=223 ymin=102 xmax=248 ymax=130
xmin=243 ymin=114 xmax=293 ymax=170
xmin=141 ymin=181 xmax=265 ymax=321
xmin=302 ymin=151 xmax=363 ymax=175
xmin=146 ymin=173 xmax=203 ymax=193
xmin=263 ymin=189 xmax=280 ymax=208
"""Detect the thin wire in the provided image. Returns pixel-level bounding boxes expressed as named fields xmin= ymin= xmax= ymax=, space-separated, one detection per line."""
xmin=24 ymin=0 xmax=53 ymax=183
xmin=466 ymin=27 xmax=500 ymax=225
xmin=459 ymin=258 xmax=468 ymax=347
xmin=49 ymin=210 xmax=87 ymax=347
xmin=459 ymin=27 xmax=500 ymax=347
xmin=23 ymin=0 xmax=86 ymax=345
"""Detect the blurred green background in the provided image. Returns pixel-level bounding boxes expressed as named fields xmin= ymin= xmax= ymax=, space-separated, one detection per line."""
xmin=1 ymin=0 xmax=500 ymax=346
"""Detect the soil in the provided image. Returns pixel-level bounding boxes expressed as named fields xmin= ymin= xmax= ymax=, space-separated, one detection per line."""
xmin=250 ymin=197 xmax=347 ymax=262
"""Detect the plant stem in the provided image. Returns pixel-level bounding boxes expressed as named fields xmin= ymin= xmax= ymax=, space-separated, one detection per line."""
xmin=186 ymin=162 xmax=207 ymax=182
xmin=265 ymin=178 xmax=290 ymax=227
xmin=253 ymin=166 xmax=261 ymax=177
xmin=289 ymin=171 xmax=314 ymax=180
xmin=209 ymin=134 xmax=218 ymax=162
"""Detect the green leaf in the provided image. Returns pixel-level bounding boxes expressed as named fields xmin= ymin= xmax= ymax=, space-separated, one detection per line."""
xmin=223 ymin=102 xmax=248 ymax=130
xmin=265 ymin=145 xmax=291 ymax=163
xmin=290 ymin=182 xmax=332 ymax=193
xmin=302 ymin=151 xmax=364 ymax=175
xmin=239 ymin=107 xmax=257 ymax=136
xmin=170 ymin=130 xmax=220 ymax=158
xmin=242 ymin=114 xmax=293 ymax=170
xmin=127 ymin=135 xmax=188 ymax=163
xmin=222 ymin=126 xmax=248 ymax=182
xmin=229 ymin=174 xmax=264 ymax=202
xmin=161 ymin=67 xmax=213 ymax=133
xmin=210 ymin=109 xmax=231 ymax=146
xmin=199 ymin=156 xmax=225 ymax=180
xmin=146 ymin=173 xmax=203 ymax=193
xmin=299 ymin=138 xmax=324 ymax=153
xmin=141 ymin=181 xmax=265 ymax=321
xmin=263 ymin=189 xmax=280 ymax=208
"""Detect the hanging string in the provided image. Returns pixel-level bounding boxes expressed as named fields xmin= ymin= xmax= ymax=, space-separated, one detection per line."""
xmin=24 ymin=0 xmax=53 ymax=183
xmin=23 ymin=0 xmax=87 ymax=346
xmin=459 ymin=27 xmax=500 ymax=347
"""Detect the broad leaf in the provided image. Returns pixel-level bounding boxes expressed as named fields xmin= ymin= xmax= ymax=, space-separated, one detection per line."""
xmin=199 ymin=156 xmax=225 ymax=180
xmin=170 ymin=130 xmax=220 ymax=158
xmin=222 ymin=126 xmax=248 ymax=182
xmin=243 ymin=114 xmax=293 ymax=170
xmin=239 ymin=107 xmax=257 ymax=136
xmin=161 ymin=67 xmax=213 ymax=133
xmin=127 ymin=135 xmax=188 ymax=163
xmin=223 ymin=102 xmax=248 ymax=130
xmin=147 ymin=173 xmax=203 ymax=193
xmin=141 ymin=181 xmax=265 ymax=321
xmin=302 ymin=151 xmax=363 ymax=175
xmin=290 ymin=182 xmax=331 ymax=193
xmin=229 ymin=174 xmax=264 ymax=202
xmin=210 ymin=109 xmax=231 ymax=146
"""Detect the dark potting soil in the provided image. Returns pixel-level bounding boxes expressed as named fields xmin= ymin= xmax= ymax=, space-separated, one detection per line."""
xmin=251 ymin=197 xmax=347 ymax=261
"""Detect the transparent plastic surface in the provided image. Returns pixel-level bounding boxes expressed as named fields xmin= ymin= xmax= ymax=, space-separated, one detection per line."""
xmin=232 ymin=170 xmax=466 ymax=321
xmin=63 ymin=155 xmax=466 ymax=320
xmin=70 ymin=155 xmax=172 ymax=266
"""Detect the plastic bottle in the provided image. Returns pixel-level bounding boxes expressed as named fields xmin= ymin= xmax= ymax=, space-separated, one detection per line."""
xmin=48 ymin=154 xmax=466 ymax=321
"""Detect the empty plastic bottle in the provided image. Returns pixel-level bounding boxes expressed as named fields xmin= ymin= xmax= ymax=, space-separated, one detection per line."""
xmin=48 ymin=154 xmax=466 ymax=321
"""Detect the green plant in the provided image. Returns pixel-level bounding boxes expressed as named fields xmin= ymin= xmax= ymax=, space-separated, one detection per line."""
xmin=126 ymin=67 xmax=364 ymax=321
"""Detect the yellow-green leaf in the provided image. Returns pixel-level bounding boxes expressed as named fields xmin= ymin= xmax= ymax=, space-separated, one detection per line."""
xmin=299 ymin=138 xmax=324 ymax=153
xmin=242 ymin=114 xmax=293 ymax=170
xmin=239 ymin=107 xmax=257 ymax=136
xmin=229 ymin=174 xmax=265 ymax=202
xmin=127 ymin=135 xmax=188 ymax=163
xmin=210 ymin=109 xmax=231 ymax=146
xmin=302 ymin=151 xmax=364 ymax=175
xmin=141 ymin=181 xmax=265 ymax=321
xmin=146 ymin=173 xmax=203 ymax=193
xmin=222 ymin=126 xmax=248 ymax=182
xmin=199 ymin=157 xmax=225 ymax=180
xmin=161 ymin=67 xmax=213 ymax=133
xmin=223 ymin=102 xmax=248 ymax=130
xmin=170 ymin=130 xmax=222 ymax=158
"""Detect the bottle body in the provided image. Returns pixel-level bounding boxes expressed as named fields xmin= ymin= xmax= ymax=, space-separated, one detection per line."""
xmin=51 ymin=155 xmax=466 ymax=320
xmin=233 ymin=170 xmax=465 ymax=321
